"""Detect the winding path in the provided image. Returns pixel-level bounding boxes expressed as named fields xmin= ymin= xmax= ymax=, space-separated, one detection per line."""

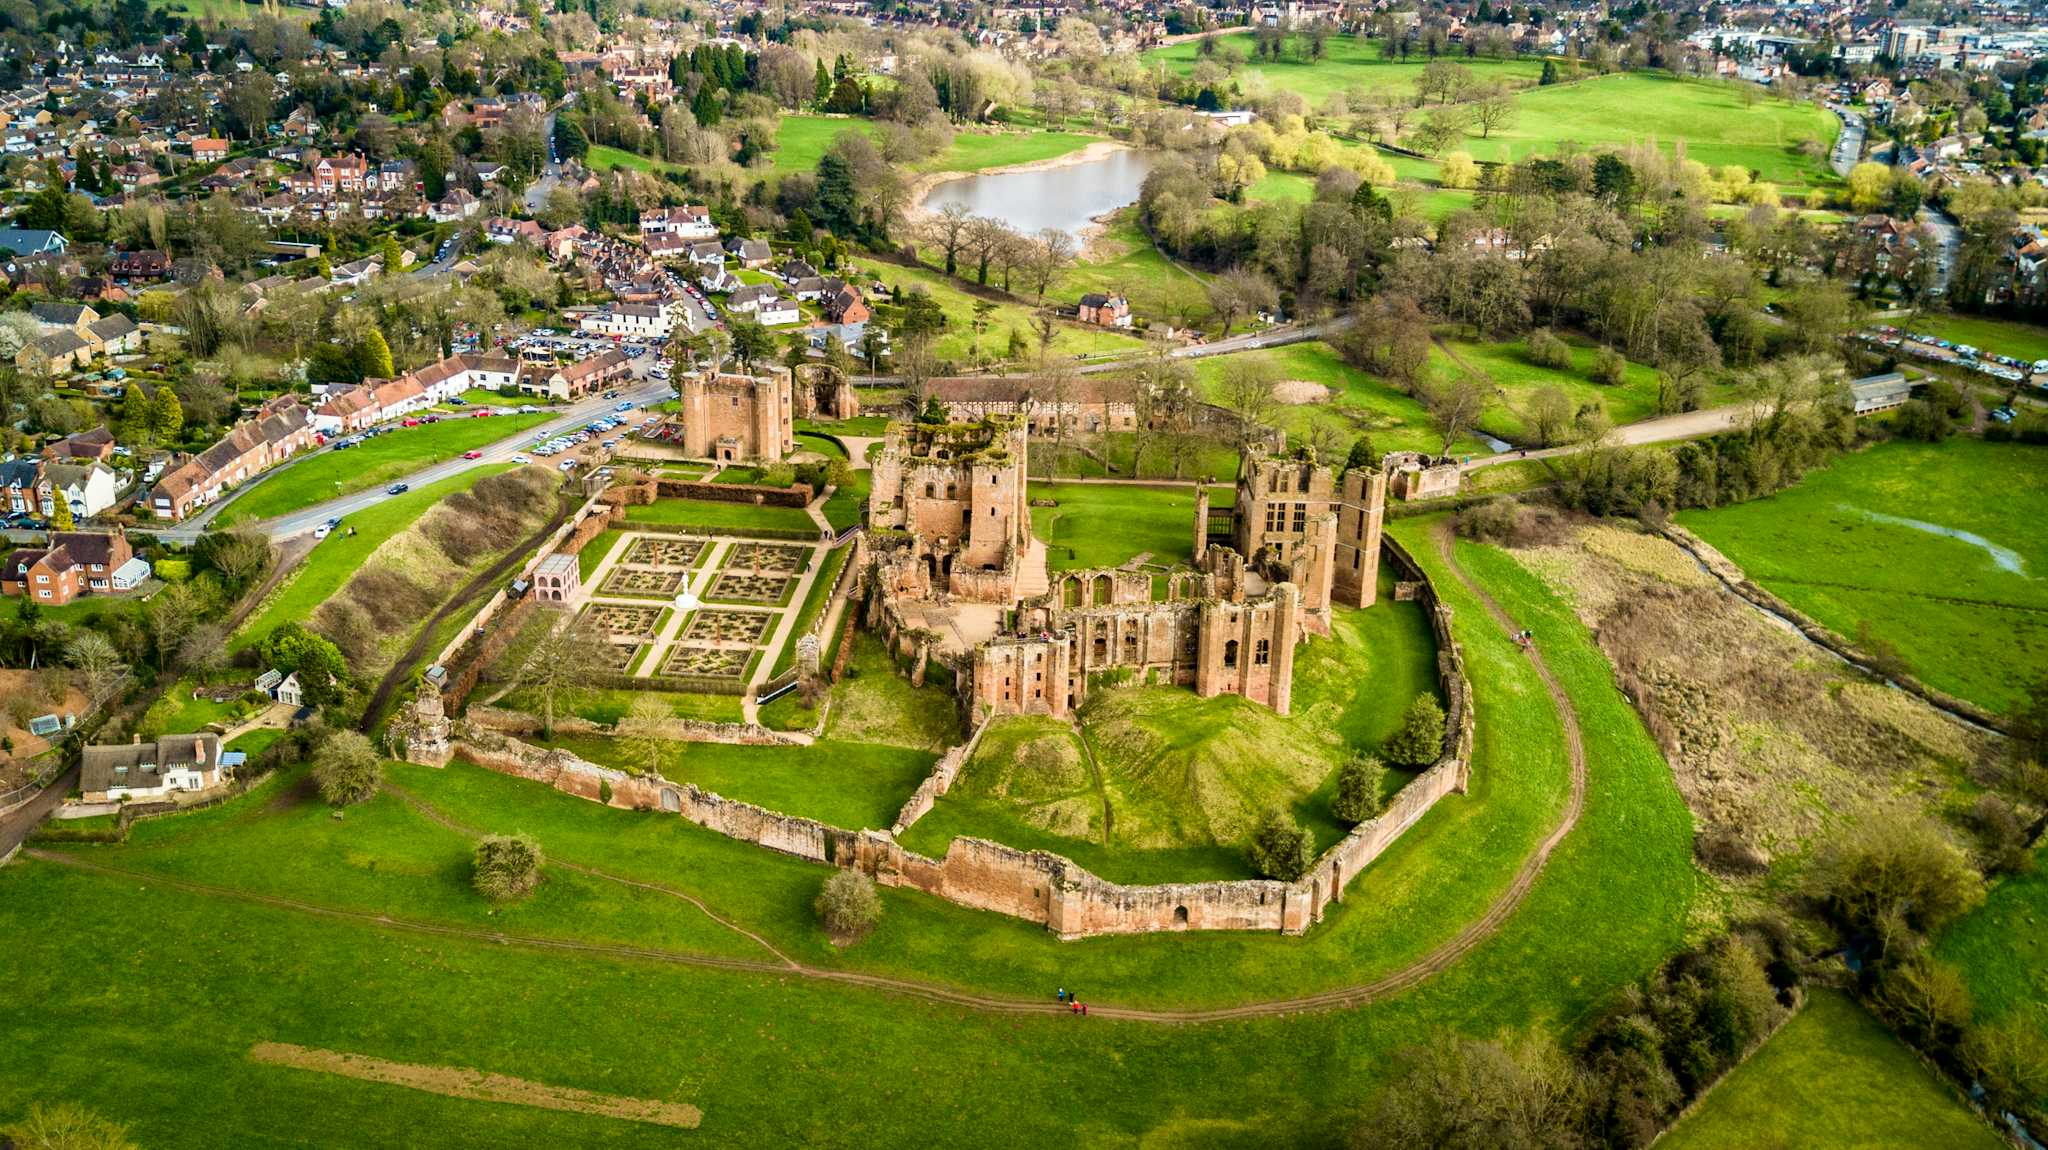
xmin=26 ymin=525 xmax=1589 ymax=1024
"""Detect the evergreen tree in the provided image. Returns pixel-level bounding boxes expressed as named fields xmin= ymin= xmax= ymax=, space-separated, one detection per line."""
xmin=814 ymin=58 xmax=832 ymax=106
xmin=1345 ymin=435 xmax=1379 ymax=472
xmin=356 ymin=328 xmax=395 ymax=379
xmin=691 ymin=84 xmax=722 ymax=127
xmin=149 ymin=385 xmax=183 ymax=442
xmin=1331 ymin=755 xmax=1386 ymax=823
xmin=1539 ymin=59 xmax=1560 ymax=85
xmin=1383 ymin=694 xmax=1447 ymax=767
xmin=380 ymin=233 xmax=403 ymax=277
xmin=119 ymin=388 xmax=153 ymax=444
xmin=1247 ymin=807 xmax=1314 ymax=880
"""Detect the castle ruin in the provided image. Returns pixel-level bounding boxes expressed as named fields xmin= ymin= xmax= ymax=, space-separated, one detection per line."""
xmin=866 ymin=416 xmax=1033 ymax=603
xmin=677 ymin=365 xmax=794 ymax=463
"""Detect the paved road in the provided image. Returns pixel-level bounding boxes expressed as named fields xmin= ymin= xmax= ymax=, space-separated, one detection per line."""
xmin=1828 ymin=104 xmax=1864 ymax=178
xmin=522 ymin=109 xmax=562 ymax=216
xmin=1917 ymin=206 xmax=1962 ymax=295
xmin=0 ymin=765 xmax=76 ymax=862
xmin=163 ymin=372 xmax=670 ymax=544
xmin=1463 ymin=403 xmax=1757 ymax=471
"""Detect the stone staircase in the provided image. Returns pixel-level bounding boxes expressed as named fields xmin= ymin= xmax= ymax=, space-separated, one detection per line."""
xmin=1013 ymin=539 xmax=1050 ymax=600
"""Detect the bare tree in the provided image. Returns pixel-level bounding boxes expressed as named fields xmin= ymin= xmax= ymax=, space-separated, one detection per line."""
xmin=66 ymin=632 xmax=127 ymax=706
xmin=1207 ymin=267 xmax=1278 ymax=337
xmin=1471 ymin=85 xmax=1517 ymax=138
xmin=963 ymin=216 xmax=1010 ymax=286
xmin=1036 ymin=354 xmax=1078 ymax=478
xmin=1220 ymin=359 xmax=1278 ymax=451
xmin=1423 ymin=377 xmax=1488 ymax=457
xmin=1025 ymin=227 xmax=1078 ymax=303
xmin=516 ymin=612 xmax=608 ymax=737
xmin=619 ymin=692 xmax=673 ymax=779
xmin=922 ymin=202 xmax=974 ymax=278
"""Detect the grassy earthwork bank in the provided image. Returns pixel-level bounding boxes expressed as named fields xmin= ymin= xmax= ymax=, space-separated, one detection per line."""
xmin=1676 ymin=438 xmax=2048 ymax=714
xmin=1190 ymin=339 xmax=1484 ymax=456
xmin=866 ymin=258 xmax=1147 ymax=364
xmin=211 ymin=414 xmax=549 ymax=528
xmin=1659 ymin=989 xmax=2004 ymax=1150
xmin=229 ymin=465 xmax=519 ymax=654
xmin=1433 ymin=332 xmax=1737 ymax=443
xmin=900 ymin=574 xmax=1442 ymax=882
xmin=0 ymin=512 xmax=1700 ymax=1147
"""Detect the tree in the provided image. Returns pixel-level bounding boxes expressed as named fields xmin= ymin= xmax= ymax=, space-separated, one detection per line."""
xmin=1471 ymin=85 xmax=1517 ymax=138
xmin=517 ymin=612 xmax=607 ymax=737
xmin=1 ymin=1102 xmax=139 ymax=1150
xmin=257 ymin=622 xmax=348 ymax=706
xmin=922 ymin=202 xmax=973 ymax=278
xmin=620 ymin=692 xmax=672 ymax=779
xmin=813 ymin=59 xmax=833 ymax=107
xmin=312 ymin=729 xmax=381 ymax=807
xmin=1345 ymin=435 xmax=1379 ymax=472
xmin=1589 ymin=346 xmax=1628 ymax=386
xmin=356 ymin=328 xmax=395 ymax=380
xmin=1540 ymin=59 xmax=1560 ymax=85
xmin=1247 ymin=806 xmax=1314 ymax=880
xmin=1383 ymin=693 xmax=1446 ymax=766
xmin=1526 ymin=385 xmax=1575 ymax=447
xmin=729 ymin=318 xmax=772 ymax=373
xmin=1847 ymin=161 xmax=1894 ymax=214
xmin=1422 ymin=377 xmax=1486 ymax=457
xmin=1806 ymin=810 xmax=1983 ymax=959
xmin=472 ymin=833 xmax=544 ymax=902
xmin=1872 ymin=955 xmax=1974 ymax=1052
xmin=50 ymin=499 xmax=74 ymax=531
xmin=1207 ymin=266 xmax=1278 ymax=337
xmin=1332 ymin=755 xmax=1386 ymax=823
xmin=65 ymin=631 xmax=126 ymax=705
xmin=1355 ymin=1034 xmax=1588 ymax=1150
xmin=1219 ymin=358 xmax=1277 ymax=451
xmin=551 ymin=116 xmax=589 ymax=162
xmin=816 ymin=867 xmax=882 ymax=939
xmin=149 ymin=385 xmax=183 ymax=442
xmin=379 ymin=233 xmax=404 ymax=278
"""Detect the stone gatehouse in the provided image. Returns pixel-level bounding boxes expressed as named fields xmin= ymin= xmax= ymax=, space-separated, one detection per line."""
xmin=677 ymin=365 xmax=794 ymax=463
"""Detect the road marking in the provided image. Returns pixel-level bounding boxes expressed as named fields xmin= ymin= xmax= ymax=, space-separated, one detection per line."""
xmin=249 ymin=1042 xmax=703 ymax=1128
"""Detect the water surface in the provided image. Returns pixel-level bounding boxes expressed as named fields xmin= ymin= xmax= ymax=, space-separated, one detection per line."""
xmin=920 ymin=149 xmax=1159 ymax=243
xmin=1845 ymin=505 xmax=2027 ymax=576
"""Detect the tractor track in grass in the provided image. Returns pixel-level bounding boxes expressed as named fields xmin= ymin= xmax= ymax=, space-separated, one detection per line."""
xmin=27 ymin=523 xmax=1587 ymax=1024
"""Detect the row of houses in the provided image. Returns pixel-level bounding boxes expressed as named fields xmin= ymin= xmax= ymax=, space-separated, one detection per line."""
xmin=313 ymin=346 xmax=633 ymax=432
xmin=146 ymin=394 xmax=318 ymax=522
xmin=17 ymin=301 xmax=142 ymax=377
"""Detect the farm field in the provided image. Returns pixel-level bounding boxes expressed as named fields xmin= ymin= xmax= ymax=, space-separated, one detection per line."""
xmin=1472 ymin=72 xmax=1839 ymax=189
xmin=0 ymin=510 xmax=1699 ymax=1147
xmin=1936 ymin=847 xmax=2048 ymax=1048
xmin=1190 ymin=339 xmax=1489 ymax=456
xmin=211 ymin=414 xmax=549 ymax=528
xmin=901 ymin=583 xmax=1440 ymax=882
xmin=1141 ymin=33 xmax=1546 ymax=103
xmin=1028 ymin=481 xmax=1214 ymax=570
xmin=622 ymin=497 xmax=818 ymax=536
xmin=1659 ymin=990 xmax=2003 ymax=1150
xmin=229 ymin=465 xmax=519 ymax=654
xmin=1676 ymin=439 xmax=2048 ymax=714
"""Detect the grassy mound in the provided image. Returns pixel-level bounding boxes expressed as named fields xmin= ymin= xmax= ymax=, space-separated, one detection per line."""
xmin=952 ymin=716 xmax=1099 ymax=840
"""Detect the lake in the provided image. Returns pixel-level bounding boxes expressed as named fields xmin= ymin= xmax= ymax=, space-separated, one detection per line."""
xmin=919 ymin=148 xmax=1159 ymax=243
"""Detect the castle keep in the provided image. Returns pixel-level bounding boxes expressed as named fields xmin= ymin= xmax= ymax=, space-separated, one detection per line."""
xmin=865 ymin=429 xmax=1386 ymax=722
xmin=677 ymin=366 xmax=794 ymax=463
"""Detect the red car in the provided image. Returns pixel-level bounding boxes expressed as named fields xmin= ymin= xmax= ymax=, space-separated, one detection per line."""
xmin=463 ymin=450 xmax=484 ymax=459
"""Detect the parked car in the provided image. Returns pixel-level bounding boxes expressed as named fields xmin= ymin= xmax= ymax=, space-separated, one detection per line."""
xmin=559 ymin=459 xmax=578 ymax=471
xmin=314 ymin=525 xmax=332 ymax=540
xmin=510 ymin=454 xmax=531 ymax=464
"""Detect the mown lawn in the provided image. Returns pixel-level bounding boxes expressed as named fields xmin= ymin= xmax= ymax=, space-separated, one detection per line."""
xmin=1052 ymin=211 xmax=1214 ymax=330
xmin=212 ymin=414 xmax=549 ymax=527
xmin=1028 ymin=481 xmax=1214 ymax=570
xmin=1676 ymin=439 xmax=2048 ymax=714
xmin=1191 ymin=340 xmax=1487 ymax=456
xmin=1660 ymin=990 xmax=2003 ymax=1150
xmin=623 ymin=498 xmax=818 ymax=536
xmin=921 ymin=130 xmax=1103 ymax=174
xmin=546 ymin=732 xmax=934 ymax=831
xmin=1141 ymin=33 xmax=1544 ymax=104
xmin=0 ymin=512 xmax=1699 ymax=1149
xmin=1434 ymin=332 xmax=1737 ymax=443
xmin=1477 ymin=71 xmax=1838 ymax=189
xmin=229 ymin=465 xmax=519 ymax=654
xmin=769 ymin=544 xmax=849 ymax=677
xmin=867 ymin=258 xmax=1146 ymax=365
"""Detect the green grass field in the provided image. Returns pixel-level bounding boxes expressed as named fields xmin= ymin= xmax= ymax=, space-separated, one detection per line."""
xmin=902 ymin=578 xmax=1440 ymax=880
xmin=1472 ymin=72 xmax=1838 ymax=189
xmin=1028 ymin=482 xmax=1213 ymax=570
xmin=767 ymin=117 xmax=1101 ymax=181
xmin=1434 ymin=332 xmax=1737 ymax=443
xmin=0 ymin=511 xmax=1701 ymax=1148
xmin=1897 ymin=313 xmax=2048 ymax=365
xmin=1936 ymin=848 xmax=2048 ymax=1050
xmin=1052 ymin=211 xmax=1215 ymax=329
xmin=622 ymin=498 xmax=819 ymax=536
xmin=229 ymin=466 xmax=518 ymax=654
xmin=1142 ymin=33 xmax=1545 ymax=104
xmin=496 ymin=686 xmax=746 ymax=725
xmin=148 ymin=0 xmax=314 ymax=24
xmin=212 ymin=415 xmax=548 ymax=528
xmin=867 ymin=259 xmax=1147 ymax=364
xmin=1677 ymin=439 xmax=2048 ymax=714
xmin=1191 ymin=340 xmax=1487 ymax=456
xmin=546 ymin=732 xmax=934 ymax=831
xmin=1660 ymin=990 xmax=2003 ymax=1150
xmin=769 ymin=544 xmax=849 ymax=677
xmin=767 ymin=115 xmax=880 ymax=179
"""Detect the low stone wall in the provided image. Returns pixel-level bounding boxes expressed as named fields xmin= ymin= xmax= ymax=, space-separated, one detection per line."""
xmin=465 ymin=704 xmax=800 ymax=746
xmin=655 ymin=477 xmax=814 ymax=508
xmin=889 ymin=719 xmax=989 ymax=834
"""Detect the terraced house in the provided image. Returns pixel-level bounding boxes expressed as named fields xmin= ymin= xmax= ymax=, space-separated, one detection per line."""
xmin=147 ymin=395 xmax=315 ymax=521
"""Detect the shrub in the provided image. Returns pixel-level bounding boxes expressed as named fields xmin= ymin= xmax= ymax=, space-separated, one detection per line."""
xmin=1526 ymin=328 xmax=1573 ymax=370
xmin=1382 ymin=694 xmax=1447 ymax=767
xmin=1962 ymin=1016 xmax=2048 ymax=1124
xmin=1331 ymin=755 xmax=1386 ymax=823
xmin=1890 ymin=398 xmax=1952 ymax=442
xmin=472 ymin=833 xmax=544 ymax=902
xmin=1805 ymin=809 xmax=1983 ymax=959
xmin=1247 ymin=806 xmax=1315 ymax=880
xmin=1871 ymin=954 xmax=1973 ymax=1053
xmin=1694 ymin=827 xmax=1769 ymax=876
xmin=816 ymin=867 xmax=882 ymax=940
xmin=1589 ymin=346 xmax=1627 ymax=386
xmin=1961 ymin=794 xmax=2034 ymax=877
xmin=1 ymin=1101 xmax=139 ymax=1150
xmin=310 ymin=729 xmax=381 ymax=807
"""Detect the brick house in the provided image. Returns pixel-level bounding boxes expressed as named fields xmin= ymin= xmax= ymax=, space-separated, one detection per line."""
xmin=147 ymin=396 xmax=315 ymax=520
xmin=1077 ymin=292 xmax=1132 ymax=328
xmin=3 ymin=531 xmax=144 ymax=605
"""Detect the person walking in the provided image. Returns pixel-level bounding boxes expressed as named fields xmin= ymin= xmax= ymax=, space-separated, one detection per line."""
xmin=1057 ymin=987 xmax=1066 ymax=1003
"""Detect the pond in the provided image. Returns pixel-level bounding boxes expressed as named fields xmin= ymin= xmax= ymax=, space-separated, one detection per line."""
xmin=919 ymin=148 xmax=1160 ymax=243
